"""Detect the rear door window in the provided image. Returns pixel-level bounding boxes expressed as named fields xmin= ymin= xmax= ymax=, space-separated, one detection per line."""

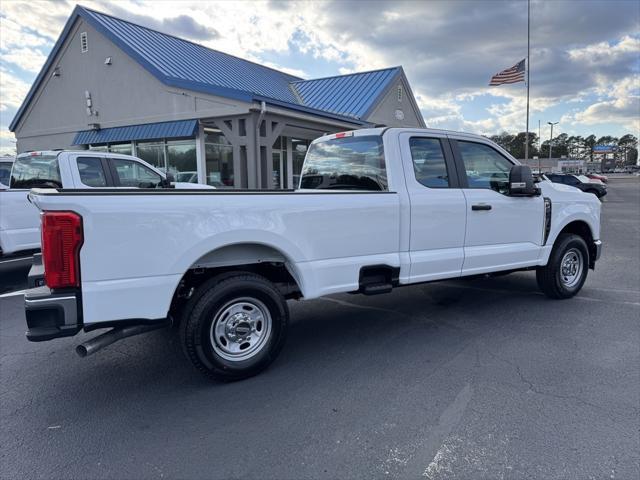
xmin=409 ymin=138 xmax=450 ymax=188
xmin=77 ymin=157 xmax=109 ymax=187
xmin=110 ymin=158 xmax=162 ymax=188
xmin=10 ymin=154 xmax=62 ymax=188
xmin=300 ymin=135 xmax=387 ymax=191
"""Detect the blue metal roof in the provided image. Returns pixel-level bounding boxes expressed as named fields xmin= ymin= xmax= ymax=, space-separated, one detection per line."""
xmin=81 ymin=7 xmax=302 ymax=104
xmin=291 ymin=68 xmax=401 ymax=119
xmin=10 ymin=6 xmax=403 ymax=131
xmin=73 ymin=119 xmax=198 ymax=145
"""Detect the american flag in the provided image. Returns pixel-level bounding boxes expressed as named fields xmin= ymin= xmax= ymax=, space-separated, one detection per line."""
xmin=489 ymin=59 xmax=526 ymax=86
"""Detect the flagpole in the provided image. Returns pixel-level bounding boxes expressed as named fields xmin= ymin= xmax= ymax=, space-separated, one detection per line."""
xmin=525 ymin=0 xmax=531 ymax=162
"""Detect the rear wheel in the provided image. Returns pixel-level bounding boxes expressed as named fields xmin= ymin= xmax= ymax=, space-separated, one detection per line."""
xmin=180 ymin=272 xmax=288 ymax=381
xmin=536 ymin=233 xmax=589 ymax=299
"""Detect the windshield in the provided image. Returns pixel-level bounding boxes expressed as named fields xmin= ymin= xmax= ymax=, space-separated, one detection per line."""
xmin=11 ymin=154 xmax=62 ymax=188
xmin=300 ymin=135 xmax=387 ymax=191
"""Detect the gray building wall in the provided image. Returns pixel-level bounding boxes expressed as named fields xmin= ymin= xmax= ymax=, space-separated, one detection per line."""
xmin=365 ymin=74 xmax=425 ymax=128
xmin=14 ymin=18 xmax=251 ymax=153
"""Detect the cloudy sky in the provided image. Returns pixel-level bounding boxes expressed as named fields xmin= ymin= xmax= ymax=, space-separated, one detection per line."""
xmin=0 ymin=0 xmax=638 ymax=154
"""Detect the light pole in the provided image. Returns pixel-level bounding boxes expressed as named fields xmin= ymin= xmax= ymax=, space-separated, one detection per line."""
xmin=547 ymin=121 xmax=559 ymax=169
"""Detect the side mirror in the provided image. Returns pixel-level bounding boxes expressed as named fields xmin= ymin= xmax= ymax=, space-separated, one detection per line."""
xmin=509 ymin=165 xmax=540 ymax=197
xmin=159 ymin=172 xmax=175 ymax=189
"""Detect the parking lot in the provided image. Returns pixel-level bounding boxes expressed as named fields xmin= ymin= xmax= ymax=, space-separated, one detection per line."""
xmin=1 ymin=177 xmax=638 ymax=479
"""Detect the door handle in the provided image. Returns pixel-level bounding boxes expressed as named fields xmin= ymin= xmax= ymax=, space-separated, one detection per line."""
xmin=472 ymin=204 xmax=492 ymax=211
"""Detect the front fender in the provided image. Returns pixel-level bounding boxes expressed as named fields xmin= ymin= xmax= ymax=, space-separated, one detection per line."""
xmin=538 ymin=199 xmax=601 ymax=266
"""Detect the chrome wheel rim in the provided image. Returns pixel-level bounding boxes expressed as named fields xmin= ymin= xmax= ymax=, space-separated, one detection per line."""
xmin=210 ymin=297 xmax=272 ymax=362
xmin=560 ymin=248 xmax=583 ymax=288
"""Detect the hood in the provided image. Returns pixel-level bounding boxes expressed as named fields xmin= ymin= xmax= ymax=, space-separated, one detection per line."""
xmin=539 ymin=179 xmax=601 ymax=204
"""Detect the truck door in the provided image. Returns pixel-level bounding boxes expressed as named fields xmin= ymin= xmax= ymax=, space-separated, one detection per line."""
xmin=399 ymin=132 xmax=466 ymax=282
xmin=449 ymin=138 xmax=545 ymax=275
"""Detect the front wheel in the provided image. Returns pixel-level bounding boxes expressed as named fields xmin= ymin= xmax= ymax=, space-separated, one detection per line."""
xmin=536 ymin=234 xmax=589 ymax=299
xmin=180 ymin=272 xmax=288 ymax=381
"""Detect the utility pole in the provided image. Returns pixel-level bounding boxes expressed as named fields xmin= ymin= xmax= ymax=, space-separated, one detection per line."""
xmin=548 ymin=121 xmax=559 ymax=167
xmin=524 ymin=0 xmax=531 ymax=161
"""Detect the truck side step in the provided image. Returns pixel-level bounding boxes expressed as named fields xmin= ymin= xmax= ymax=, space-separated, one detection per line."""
xmin=361 ymin=283 xmax=393 ymax=295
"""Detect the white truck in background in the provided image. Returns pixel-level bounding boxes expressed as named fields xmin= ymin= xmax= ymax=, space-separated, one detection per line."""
xmin=0 ymin=150 xmax=210 ymax=267
xmin=24 ymin=128 xmax=602 ymax=381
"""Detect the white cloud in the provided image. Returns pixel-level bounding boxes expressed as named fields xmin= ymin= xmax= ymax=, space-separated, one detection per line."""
xmin=0 ymin=0 xmax=638 ymax=140
xmin=563 ymin=76 xmax=640 ymax=134
xmin=0 ymin=67 xmax=30 ymax=112
xmin=1 ymin=47 xmax=47 ymax=73
xmin=568 ymin=35 xmax=640 ymax=67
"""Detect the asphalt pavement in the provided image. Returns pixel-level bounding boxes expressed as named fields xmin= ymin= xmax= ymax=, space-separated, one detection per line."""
xmin=1 ymin=178 xmax=638 ymax=479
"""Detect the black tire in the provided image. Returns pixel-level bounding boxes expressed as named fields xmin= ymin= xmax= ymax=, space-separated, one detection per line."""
xmin=536 ymin=233 xmax=589 ymax=299
xmin=180 ymin=272 xmax=288 ymax=381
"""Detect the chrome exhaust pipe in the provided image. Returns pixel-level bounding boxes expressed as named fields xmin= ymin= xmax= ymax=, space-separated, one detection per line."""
xmin=76 ymin=321 xmax=169 ymax=358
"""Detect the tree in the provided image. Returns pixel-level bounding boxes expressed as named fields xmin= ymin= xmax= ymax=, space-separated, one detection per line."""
xmin=489 ymin=132 xmax=514 ymax=152
xmin=618 ymin=134 xmax=638 ymax=165
xmin=490 ymin=131 xmax=538 ymax=159
xmin=583 ymin=135 xmax=596 ymax=161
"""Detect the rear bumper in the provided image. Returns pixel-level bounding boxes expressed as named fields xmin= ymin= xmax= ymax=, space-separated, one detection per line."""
xmin=24 ymin=255 xmax=82 ymax=342
xmin=25 ymin=286 xmax=82 ymax=341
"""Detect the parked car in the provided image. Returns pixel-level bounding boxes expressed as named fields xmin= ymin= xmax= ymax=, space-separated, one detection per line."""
xmin=175 ymin=171 xmax=198 ymax=183
xmin=0 ymin=150 xmax=212 ymax=262
xmin=0 ymin=157 xmax=13 ymax=188
xmin=545 ymin=173 xmax=607 ymax=198
xmin=586 ymin=173 xmax=608 ymax=183
xmin=24 ymin=128 xmax=602 ymax=381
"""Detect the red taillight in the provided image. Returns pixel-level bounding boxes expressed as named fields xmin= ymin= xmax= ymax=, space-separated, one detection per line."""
xmin=41 ymin=211 xmax=83 ymax=289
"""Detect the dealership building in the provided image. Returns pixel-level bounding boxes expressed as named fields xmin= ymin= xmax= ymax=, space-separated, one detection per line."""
xmin=10 ymin=6 xmax=425 ymax=189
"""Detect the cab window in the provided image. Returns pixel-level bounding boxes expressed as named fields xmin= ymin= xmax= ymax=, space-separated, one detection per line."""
xmin=77 ymin=157 xmax=108 ymax=187
xmin=409 ymin=138 xmax=450 ymax=188
xmin=110 ymin=158 xmax=162 ymax=188
xmin=457 ymin=141 xmax=513 ymax=194
xmin=300 ymin=135 xmax=387 ymax=191
xmin=10 ymin=154 xmax=62 ymax=189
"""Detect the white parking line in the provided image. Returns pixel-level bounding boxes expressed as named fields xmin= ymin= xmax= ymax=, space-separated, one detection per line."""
xmin=0 ymin=290 xmax=26 ymax=299
xmin=0 ymin=257 xmax=31 ymax=264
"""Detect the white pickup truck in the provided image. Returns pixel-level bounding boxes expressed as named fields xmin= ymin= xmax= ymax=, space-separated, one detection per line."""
xmin=0 ymin=150 xmax=209 ymax=266
xmin=24 ymin=128 xmax=602 ymax=381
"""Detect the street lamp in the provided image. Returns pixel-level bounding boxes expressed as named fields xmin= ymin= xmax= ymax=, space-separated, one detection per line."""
xmin=547 ymin=121 xmax=559 ymax=169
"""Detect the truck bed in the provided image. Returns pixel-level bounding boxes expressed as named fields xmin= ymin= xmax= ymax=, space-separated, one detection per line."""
xmin=29 ymin=188 xmax=403 ymax=324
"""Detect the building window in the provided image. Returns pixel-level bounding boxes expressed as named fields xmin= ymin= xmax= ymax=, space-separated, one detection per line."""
xmin=272 ymin=136 xmax=288 ymax=189
xmin=397 ymin=85 xmax=403 ymax=102
xmin=89 ymin=139 xmax=197 ymax=182
xmin=109 ymin=143 xmax=133 ymax=156
xmin=166 ymin=140 xmax=197 ymax=182
xmin=291 ymin=138 xmax=310 ymax=188
xmin=80 ymin=32 xmax=88 ymax=53
xmin=204 ymin=129 xmax=234 ymax=188
xmin=135 ymin=141 xmax=165 ymax=169
xmin=88 ymin=143 xmax=133 ymax=155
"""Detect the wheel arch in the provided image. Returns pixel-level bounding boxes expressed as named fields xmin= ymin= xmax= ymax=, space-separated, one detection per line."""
xmin=550 ymin=220 xmax=597 ymax=268
xmin=168 ymin=241 xmax=305 ymax=319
